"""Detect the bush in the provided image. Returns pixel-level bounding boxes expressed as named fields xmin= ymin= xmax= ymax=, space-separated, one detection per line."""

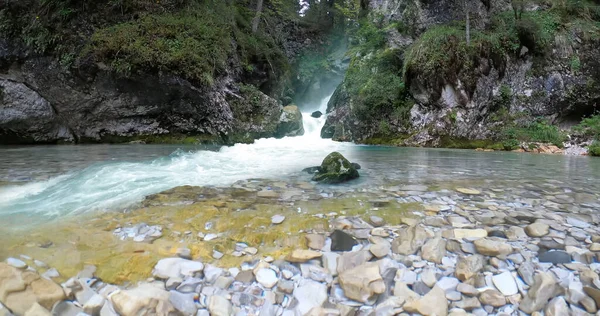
xmin=574 ymin=114 xmax=600 ymax=139
xmin=589 ymin=141 xmax=600 ymax=156
xmin=501 ymin=120 xmax=566 ymax=147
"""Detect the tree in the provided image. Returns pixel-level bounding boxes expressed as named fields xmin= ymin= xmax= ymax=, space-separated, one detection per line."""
xmin=252 ymin=0 xmax=264 ymax=33
xmin=512 ymin=0 xmax=526 ymax=20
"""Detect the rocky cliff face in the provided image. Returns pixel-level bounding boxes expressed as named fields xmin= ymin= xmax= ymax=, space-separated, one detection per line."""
xmin=323 ymin=0 xmax=600 ymax=147
xmin=0 ymin=0 xmax=313 ymax=144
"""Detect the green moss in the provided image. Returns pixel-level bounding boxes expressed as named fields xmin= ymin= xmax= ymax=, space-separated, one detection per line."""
xmin=85 ymin=133 xmax=222 ymax=145
xmin=362 ymin=134 xmax=410 ymax=146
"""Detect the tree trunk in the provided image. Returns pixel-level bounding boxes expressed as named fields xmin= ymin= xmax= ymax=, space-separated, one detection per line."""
xmin=465 ymin=3 xmax=471 ymax=45
xmin=252 ymin=0 xmax=264 ymax=33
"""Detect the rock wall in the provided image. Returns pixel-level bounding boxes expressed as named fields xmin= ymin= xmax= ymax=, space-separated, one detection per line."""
xmin=322 ymin=0 xmax=600 ymax=146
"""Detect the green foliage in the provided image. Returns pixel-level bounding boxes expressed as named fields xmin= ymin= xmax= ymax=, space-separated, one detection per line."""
xmin=501 ymin=120 xmax=566 ymax=147
xmin=574 ymin=114 xmax=600 ymax=139
xmin=403 ymin=24 xmax=519 ymax=95
xmin=570 ymin=55 xmax=582 ymax=73
xmin=495 ymin=85 xmax=513 ymax=109
xmin=589 ymin=141 xmax=600 ymax=156
xmin=89 ymin=8 xmax=231 ymax=84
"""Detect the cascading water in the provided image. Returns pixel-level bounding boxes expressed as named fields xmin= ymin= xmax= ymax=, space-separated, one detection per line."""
xmin=0 ymin=93 xmax=351 ymax=219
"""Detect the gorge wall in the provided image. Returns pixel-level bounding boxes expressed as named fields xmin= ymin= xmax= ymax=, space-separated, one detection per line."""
xmin=322 ymin=0 xmax=600 ymax=149
xmin=0 ymin=0 xmax=333 ymax=144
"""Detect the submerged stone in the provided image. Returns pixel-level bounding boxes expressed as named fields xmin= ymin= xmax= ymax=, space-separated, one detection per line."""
xmin=330 ymin=230 xmax=358 ymax=252
xmin=311 ymin=152 xmax=360 ymax=184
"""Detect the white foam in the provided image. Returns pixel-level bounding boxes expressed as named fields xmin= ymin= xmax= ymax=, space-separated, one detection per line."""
xmin=0 ymin=94 xmax=353 ymax=217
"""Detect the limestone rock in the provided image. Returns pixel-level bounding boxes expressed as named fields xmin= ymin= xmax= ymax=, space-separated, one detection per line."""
xmin=286 ymin=249 xmax=322 ymax=263
xmin=492 ymin=271 xmax=518 ymax=296
xmin=338 ymin=262 xmax=385 ymax=303
xmin=276 ymin=105 xmax=304 ymax=138
xmin=110 ymin=284 xmax=180 ymax=316
xmin=403 ymin=285 xmax=448 ymax=316
xmin=456 ymin=188 xmax=481 ymax=195
xmin=422 ymin=237 xmax=447 ymax=263
xmin=455 ymin=255 xmax=485 ymax=281
xmin=519 ymin=272 xmax=564 ymax=314
xmin=306 ymin=234 xmax=326 ymax=250
xmin=337 ymin=250 xmax=373 ymax=273
xmin=152 ymin=258 xmax=204 ymax=279
xmin=506 ymin=226 xmax=527 ymax=240
xmin=545 ymin=297 xmax=570 ymax=316
xmin=294 ymin=280 xmax=328 ymax=315
xmin=24 ymin=303 xmax=51 ymax=316
xmin=255 ymin=268 xmax=278 ymax=288
xmin=473 ymin=238 xmax=513 ymax=256
xmin=478 ymin=289 xmax=506 ymax=307
xmin=391 ymin=225 xmax=429 ymax=255
xmin=208 ymin=295 xmax=232 ymax=316
xmin=0 ymin=263 xmax=66 ymax=315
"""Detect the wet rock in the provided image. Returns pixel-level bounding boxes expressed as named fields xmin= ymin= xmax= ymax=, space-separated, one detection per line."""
xmin=294 ymin=280 xmax=328 ymax=315
xmin=153 ymin=258 xmax=204 ymax=279
xmin=392 ymin=225 xmax=429 ymax=255
xmin=403 ymin=285 xmax=448 ymax=316
xmin=276 ymin=105 xmax=304 ymax=138
xmin=455 ymin=255 xmax=485 ymax=281
xmin=311 ymin=152 xmax=359 ymax=184
xmin=208 ymin=295 xmax=233 ymax=316
xmin=492 ymin=271 xmax=518 ymax=296
xmin=311 ymin=111 xmax=323 ymax=118
xmin=539 ymin=251 xmax=571 ymax=264
xmin=286 ymin=249 xmax=322 ymax=263
xmin=271 ymin=215 xmax=285 ymax=224
xmin=478 ymin=289 xmax=505 ymax=307
xmin=0 ymin=263 xmax=66 ymax=315
xmin=519 ymin=272 xmax=564 ymax=314
xmin=306 ymin=234 xmax=326 ymax=250
xmin=339 ymin=262 xmax=385 ymax=303
xmin=422 ymin=237 xmax=447 ymax=263
xmin=6 ymin=258 xmax=27 ymax=269
xmin=525 ymin=222 xmax=550 ymax=237
xmin=255 ymin=268 xmax=278 ymax=288
xmin=257 ymin=190 xmax=279 ymax=198
xmin=369 ymin=216 xmax=385 ymax=227
xmin=111 ymin=284 xmax=178 ymax=316
xmin=473 ymin=238 xmax=513 ymax=256
xmin=330 ymin=230 xmax=358 ymax=252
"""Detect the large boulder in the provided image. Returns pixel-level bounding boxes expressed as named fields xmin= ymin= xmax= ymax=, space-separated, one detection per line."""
xmin=311 ymin=152 xmax=359 ymax=184
xmin=275 ymin=105 xmax=304 ymax=138
xmin=0 ymin=263 xmax=66 ymax=315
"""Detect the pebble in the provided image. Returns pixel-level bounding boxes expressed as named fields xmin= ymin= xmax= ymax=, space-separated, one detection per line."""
xmin=492 ymin=271 xmax=518 ymax=296
xmin=271 ymin=215 xmax=285 ymax=224
xmin=256 ymin=268 xmax=278 ymax=288
xmin=6 ymin=258 xmax=27 ymax=269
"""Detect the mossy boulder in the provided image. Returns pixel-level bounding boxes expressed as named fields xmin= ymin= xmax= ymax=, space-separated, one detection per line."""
xmin=312 ymin=152 xmax=359 ymax=184
xmin=275 ymin=105 xmax=305 ymax=138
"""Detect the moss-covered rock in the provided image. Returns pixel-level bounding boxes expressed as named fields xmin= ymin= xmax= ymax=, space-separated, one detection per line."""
xmin=312 ymin=152 xmax=359 ymax=184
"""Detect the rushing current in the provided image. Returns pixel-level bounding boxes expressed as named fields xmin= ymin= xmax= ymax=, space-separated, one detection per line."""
xmin=2 ymin=93 xmax=600 ymax=222
xmin=0 ymin=95 xmax=352 ymax=218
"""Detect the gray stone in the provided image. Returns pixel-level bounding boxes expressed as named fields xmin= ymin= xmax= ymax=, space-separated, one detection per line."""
xmin=271 ymin=215 xmax=285 ymax=224
xmin=539 ymin=251 xmax=571 ymax=264
xmin=392 ymin=225 xmax=429 ymax=255
xmin=422 ymin=237 xmax=447 ymax=264
xmin=153 ymin=258 xmax=204 ymax=279
xmin=169 ymin=291 xmax=198 ymax=315
xmin=455 ymin=255 xmax=485 ymax=281
xmin=518 ymin=261 xmax=535 ymax=285
xmin=545 ymin=297 xmax=570 ymax=316
xmin=6 ymin=258 xmax=27 ymax=269
xmin=457 ymin=283 xmax=478 ymax=297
